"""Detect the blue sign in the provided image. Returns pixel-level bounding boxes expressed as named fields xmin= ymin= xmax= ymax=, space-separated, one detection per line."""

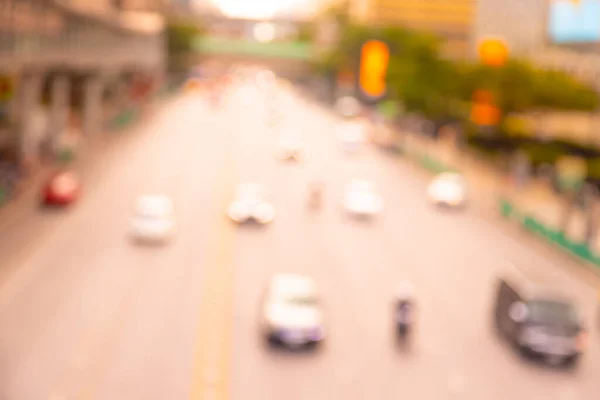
xmin=548 ymin=0 xmax=600 ymax=43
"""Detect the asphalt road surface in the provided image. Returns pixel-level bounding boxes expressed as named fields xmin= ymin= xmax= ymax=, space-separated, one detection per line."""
xmin=0 ymin=80 xmax=598 ymax=400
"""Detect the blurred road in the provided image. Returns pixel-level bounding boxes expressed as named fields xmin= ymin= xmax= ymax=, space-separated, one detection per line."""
xmin=0 ymin=79 xmax=598 ymax=400
xmin=0 ymin=93 xmax=233 ymax=400
xmin=230 ymin=84 xmax=600 ymax=400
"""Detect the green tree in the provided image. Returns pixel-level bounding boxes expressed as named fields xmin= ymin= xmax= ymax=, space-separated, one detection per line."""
xmin=310 ymin=22 xmax=368 ymax=76
xmin=166 ymin=21 xmax=205 ymax=73
xmin=384 ymin=28 xmax=465 ymax=119
xmin=166 ymin=22 xmax=205 ymax=55
xmin=463 ymin=60 xmax=598 ymax=113
xmin=297 ymin=23 xmax=316 ymax=43
xmin=533 ymin=69 xmax=598 ymax=111
xmin=314 ymin=19 xmax=598 ymax=120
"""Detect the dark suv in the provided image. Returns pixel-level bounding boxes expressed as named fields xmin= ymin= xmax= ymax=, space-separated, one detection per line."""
xmin=493 ymin=270 xmax=588 ymax=368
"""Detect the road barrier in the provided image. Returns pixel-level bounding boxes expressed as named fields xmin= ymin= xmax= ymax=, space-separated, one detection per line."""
xmin=499 ymin=198 xmax=600 ymax=268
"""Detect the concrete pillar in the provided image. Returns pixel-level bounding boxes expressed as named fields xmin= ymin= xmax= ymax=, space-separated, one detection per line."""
xmin=18 ymin=71 xmax=44 ymax=164
xmin=82 ymin=74 xmax=104 ymax=136
xmin=50 ymin=74 xmax=71 ymax=140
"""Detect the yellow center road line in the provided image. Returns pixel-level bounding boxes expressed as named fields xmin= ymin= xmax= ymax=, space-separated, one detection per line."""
xmin=47 ymin=124 xmax=203 ymax=399
xmin=190 ymin=127 xmax=237 ymax=400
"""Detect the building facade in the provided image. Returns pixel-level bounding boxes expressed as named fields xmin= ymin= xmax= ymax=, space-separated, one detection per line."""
xmin=474 ymin=0 xmax=600 ymax=90
xmin=349 ymin=0 xmax=477 ymax=58
xmin=0 ymin=0 xmax=165 ymax=200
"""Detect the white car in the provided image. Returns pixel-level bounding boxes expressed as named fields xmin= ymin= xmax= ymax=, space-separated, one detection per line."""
xmin=343 ymin=180 xmax=384 ymax=217
xmin=337 ymin=121 xmax=367 ymax=152
xmin=228 ymin=184 xmax=275 ymax=224
xmin=261 ymin=273 xmax=325 ymax=348
xmin=131 ymin=195 xmax=176 ymax=243
xmin=427 ymin=172 xmax=467 ymax=207
xmin=276 ymin=137 xmax=305 ymax=161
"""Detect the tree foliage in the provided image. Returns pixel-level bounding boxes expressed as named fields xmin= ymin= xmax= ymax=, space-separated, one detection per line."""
xmin=315 ymin=23 xmax=599 ymax=121
xmin=459 ymin=61 xmax=599 ymax=114
xmin=166 ymin=22 xmax=205 ymax=54
xmin=297 ymin=23 xmax=316 ymax=43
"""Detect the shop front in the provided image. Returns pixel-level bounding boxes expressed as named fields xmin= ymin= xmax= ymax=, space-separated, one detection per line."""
xmin=0 ymin=73 xmax=23 ymax=205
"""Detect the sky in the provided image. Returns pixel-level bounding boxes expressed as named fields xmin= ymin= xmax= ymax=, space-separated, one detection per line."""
xmin=201 ymin=0 xmax=322 ymax=19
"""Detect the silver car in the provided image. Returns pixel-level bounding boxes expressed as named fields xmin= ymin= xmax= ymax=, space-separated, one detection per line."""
xmin=261 ymin=273 xmax=325 ymax=349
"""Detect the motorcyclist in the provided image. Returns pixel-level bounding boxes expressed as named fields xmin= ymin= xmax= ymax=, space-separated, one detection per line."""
xmin=394 ymin=282 xmax=415 ymax=337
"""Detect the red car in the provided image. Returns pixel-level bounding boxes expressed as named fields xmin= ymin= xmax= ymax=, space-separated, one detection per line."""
xmin=42 ymin=171 xmax=80 ymax=206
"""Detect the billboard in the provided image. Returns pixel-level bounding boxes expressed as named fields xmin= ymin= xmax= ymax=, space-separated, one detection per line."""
xmin=548 ymin=0 xmax=600 ymax=43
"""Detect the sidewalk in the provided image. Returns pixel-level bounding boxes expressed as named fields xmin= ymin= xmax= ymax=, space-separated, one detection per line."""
xmin=0 ymin=94 xmax=165 ymax=232
xmin=396 ymin=128 xmax=600 ymax=268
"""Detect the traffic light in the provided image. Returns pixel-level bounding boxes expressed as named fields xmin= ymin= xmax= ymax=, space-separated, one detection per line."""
xmin=359 ymin=40 xmax=390 ymax=100
xmin=470 ymin=90 xmax=500 ymax=126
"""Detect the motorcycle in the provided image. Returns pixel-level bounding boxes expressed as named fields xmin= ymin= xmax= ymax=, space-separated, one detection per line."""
xmin=395 ymin=301 xmax=414 ymax=340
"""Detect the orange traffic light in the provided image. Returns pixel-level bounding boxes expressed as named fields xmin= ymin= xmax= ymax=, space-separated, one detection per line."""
xmin=471 ymin=90 xmax=500 ymax=126
xmin=478 ymin=38 xmax=508 ymax=67
xmin=359 ymin=40 xmax=390 ymax=99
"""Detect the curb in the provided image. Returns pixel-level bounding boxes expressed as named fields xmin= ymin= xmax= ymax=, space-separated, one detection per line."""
xmin=402 ymin=145 xmax=459 ymax=175
xmin=499 ymin=197 xmax=600 ymax=271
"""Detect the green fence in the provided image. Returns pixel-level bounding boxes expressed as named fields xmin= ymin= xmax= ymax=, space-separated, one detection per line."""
xmin=499 ymin=198 xmax=600 ymax=267
xmin=57 ymin=148 xmax=75 ymax=164
xmin=111 ymin=108 xmax=138 ymax=130
xmin=404 ymin=147 xmax=458 ymax=174
xmin=0 ymin=186 xmax=7 ymax=207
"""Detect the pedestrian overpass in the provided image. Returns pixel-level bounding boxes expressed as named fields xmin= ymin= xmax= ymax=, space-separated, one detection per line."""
xmin=191 ymin=36 xmax=315 ymax=78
